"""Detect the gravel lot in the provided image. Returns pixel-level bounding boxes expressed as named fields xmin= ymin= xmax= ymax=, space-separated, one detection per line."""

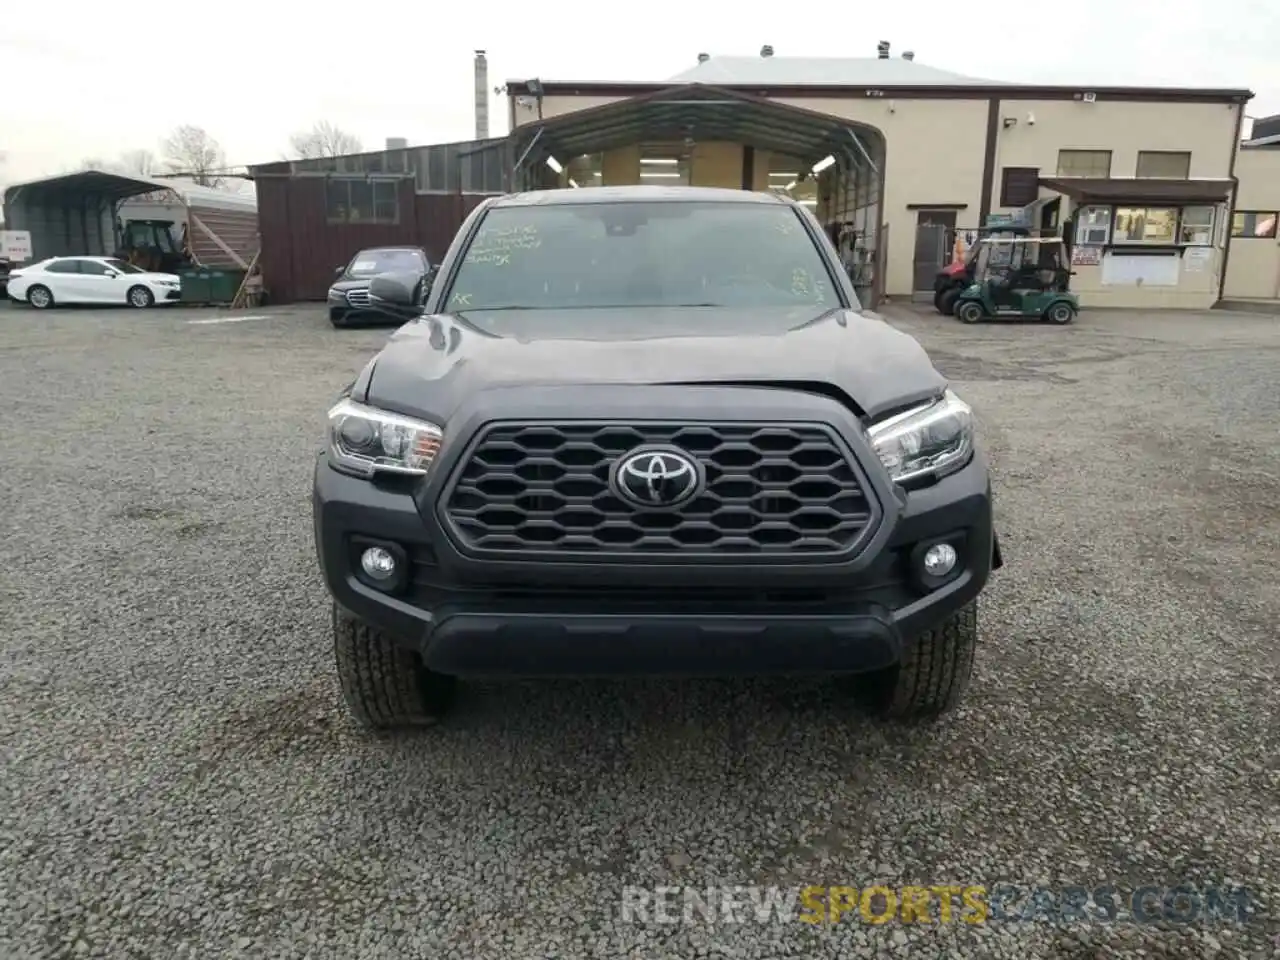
xmin=1 ymin=299 xmax=1277 ymax=959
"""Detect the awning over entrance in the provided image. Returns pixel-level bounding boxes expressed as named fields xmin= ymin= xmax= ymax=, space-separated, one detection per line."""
xmin=509 ymin=84 xmax=881 ymax=181
xmin=1039 ymin=177 xmax=1234 ymax=204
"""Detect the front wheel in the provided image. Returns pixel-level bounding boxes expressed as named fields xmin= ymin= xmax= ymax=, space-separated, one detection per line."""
xmin=858 ymin=600 xmax=978 ymax=721
xmin=333 ymin=605 xmax=456 ymax=731
xmin=1045 ymin=301 xmax=1075 ymax=325
xmin=27 ymin=285 xmax=54 ymax=310
xmin=127 ymin=285 xmax=155 ymax=309
xmin=956 ymin=301 xmax=985 ymax=324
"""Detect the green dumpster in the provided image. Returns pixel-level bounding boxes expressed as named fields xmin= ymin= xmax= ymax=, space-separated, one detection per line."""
xmin=179 ymin=269 xmax=212 ymax=303
xmin=178 ymin=268 xmax=247 ymax=304
xmin=209 ymin=269 xmax=247 ymax=304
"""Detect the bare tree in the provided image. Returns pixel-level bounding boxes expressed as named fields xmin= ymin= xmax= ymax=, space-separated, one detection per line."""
xmin=119 ymin=149 xmax=158 ymax=176
xmin=162 ymin=125 xmax=227 ymax=187
xmin=288 ymin=121 xmax=362 ymax=160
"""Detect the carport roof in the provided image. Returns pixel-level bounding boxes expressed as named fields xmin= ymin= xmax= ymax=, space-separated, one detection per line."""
xmin=3 ymin=170 xmax=256 ymax=211
xmin=1039 ymin=177 xmax=1234 ymax=204
xmin=510 ymin=84 xmax=879 ymax=169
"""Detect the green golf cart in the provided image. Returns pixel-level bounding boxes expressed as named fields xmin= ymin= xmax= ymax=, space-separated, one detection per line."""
xmin=952 ymin=237 xmax=1078 ymax=325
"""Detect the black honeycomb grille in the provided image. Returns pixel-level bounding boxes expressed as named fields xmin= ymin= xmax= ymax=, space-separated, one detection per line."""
xmin=442 ymin=422 xmax=874 ymax=557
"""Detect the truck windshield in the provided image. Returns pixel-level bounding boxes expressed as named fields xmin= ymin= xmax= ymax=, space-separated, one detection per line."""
xmin=441 ymin=201 xmax=845 ymax=312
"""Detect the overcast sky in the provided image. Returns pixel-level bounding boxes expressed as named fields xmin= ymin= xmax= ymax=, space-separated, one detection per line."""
xmin=2 ymin=0 xmax=1277 ymax=187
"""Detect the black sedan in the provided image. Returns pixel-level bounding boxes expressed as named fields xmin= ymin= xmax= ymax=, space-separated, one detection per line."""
xmin=327 ymin=246 xmax=431 ymax=327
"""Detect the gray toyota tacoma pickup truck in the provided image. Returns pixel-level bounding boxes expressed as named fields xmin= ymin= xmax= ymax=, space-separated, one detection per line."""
xmin=313 ymin=186 xmax=1002 ymax=730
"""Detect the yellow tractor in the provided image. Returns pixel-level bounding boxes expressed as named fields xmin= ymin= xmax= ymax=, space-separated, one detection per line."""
xmin=114 ymin=219 xmax=192 ymax=274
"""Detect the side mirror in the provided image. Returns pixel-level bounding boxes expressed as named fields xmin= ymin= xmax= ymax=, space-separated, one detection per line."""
xmin=421 ymin=265 xmax=439 ymax=302
xmin=105 ymin=271 xmax=119 ymax=279
xmin=334 ymin=265 xmax=345 ymax=276
xmin=368 ymin=272 xmax=421 ymax=307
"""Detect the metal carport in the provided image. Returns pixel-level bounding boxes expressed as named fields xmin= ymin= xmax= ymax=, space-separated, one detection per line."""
xmin=2 ymin=170 xmax=259 ymax=268
xmin=507 ymin=84 xmax=887 ymax=303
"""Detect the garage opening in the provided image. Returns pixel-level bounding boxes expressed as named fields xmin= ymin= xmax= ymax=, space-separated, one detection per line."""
xmin=507 ymin=84 xmax=886 ymax=305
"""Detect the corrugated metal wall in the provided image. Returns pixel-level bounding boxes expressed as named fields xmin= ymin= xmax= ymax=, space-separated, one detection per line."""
xmin=186 ymin=205 xmax=259 ymax=269
xmin=2 ymin=194 xmax=115 ymax=261
xmin=256 ymin=177 xmax=494 ymax=302
xmin=252 ymin=137 xmax=510 ymax=303
xmin=279 ymin=137 xmax=510 ymax=193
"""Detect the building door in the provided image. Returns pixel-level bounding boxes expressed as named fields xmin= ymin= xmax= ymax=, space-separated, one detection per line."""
xmin=912 ymin=210 xmax=958 ymax=300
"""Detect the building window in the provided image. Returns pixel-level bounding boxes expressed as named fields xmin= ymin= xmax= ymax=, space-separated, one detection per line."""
xmin=1178 ymin=206 xmax=1215 ymax=245
xmin=1135 ymin=151 xmax=1191 ymax=179
xmin=1231 ymin=211 xmax=1279 ymax=238
xmin=1057 ymin=150 xmax=1112 ymax=178
xmin=325 ymin=178 xmax=400 ymax=224
xmin=1074 ymin=205 xmax=1112 ymax=245
xmin=999 ymin=167 xmax=1040 ymax=207
xmin=1113 ymin=207 xmax=1178 ymax=244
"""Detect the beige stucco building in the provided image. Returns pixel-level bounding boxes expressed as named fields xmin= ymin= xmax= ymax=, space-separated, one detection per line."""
xmin=506 ymin=49 xmax=1263 ymax=310
xmin=1222 ymin=123 xmax=1280 ymax=304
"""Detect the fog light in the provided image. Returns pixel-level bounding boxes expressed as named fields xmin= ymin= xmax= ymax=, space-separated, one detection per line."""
xmin=923 ymin=543 xmax=958 ymax=577
xmin=360 ymin=546 xmax=397 ymax=580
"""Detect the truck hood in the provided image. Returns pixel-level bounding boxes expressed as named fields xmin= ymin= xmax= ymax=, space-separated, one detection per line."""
xmin=361 ymin=305 xmax=947 ymax=424
xmin=329 ymin=278 xmax=373 ymax=292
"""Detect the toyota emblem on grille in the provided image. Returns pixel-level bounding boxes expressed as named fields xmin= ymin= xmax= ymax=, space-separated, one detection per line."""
xmin=613 ymin=448 xmax=701 ymax=508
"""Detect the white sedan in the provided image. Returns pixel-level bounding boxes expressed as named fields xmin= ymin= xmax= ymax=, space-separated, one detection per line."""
xmin=6 ymin=256 xmax=182 ymax=309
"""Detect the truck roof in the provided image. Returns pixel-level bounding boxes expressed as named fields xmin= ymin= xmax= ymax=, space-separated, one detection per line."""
xmin=492 ymin=186 xmax=793 ymax=208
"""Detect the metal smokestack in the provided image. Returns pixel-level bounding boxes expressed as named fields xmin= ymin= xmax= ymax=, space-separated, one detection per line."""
xmin=474 ymin=50 xmax=490 ymax=140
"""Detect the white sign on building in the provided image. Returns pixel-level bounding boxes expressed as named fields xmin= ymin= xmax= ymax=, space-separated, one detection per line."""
xmin=0 ymin=230 xmax=33 ymax=262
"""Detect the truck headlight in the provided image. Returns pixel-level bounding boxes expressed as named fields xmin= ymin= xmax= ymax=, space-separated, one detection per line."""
xmin=327 ymin=398 xmax=443 ymax=478
xmin=866 ymin=390 xmax=973 ymax=484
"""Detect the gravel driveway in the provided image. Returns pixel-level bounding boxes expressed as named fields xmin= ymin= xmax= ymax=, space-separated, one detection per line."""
xmin=1 ymin=301 xmax=1276 ymax=959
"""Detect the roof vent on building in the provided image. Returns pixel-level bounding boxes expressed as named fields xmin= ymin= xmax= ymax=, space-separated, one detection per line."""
xmin=760 ymin=45 xmax=774 ymax=58
xmin=697 ymin=52 xmax=710 ymax=63
xmin=902 ymin=50 xmax=915 ymax=61
xmin=877 ymin=41 xmax=890 ymax=59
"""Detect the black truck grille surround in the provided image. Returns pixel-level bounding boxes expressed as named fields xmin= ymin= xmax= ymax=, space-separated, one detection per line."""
xmin=443 ymin=422 xmax=874 ymax=558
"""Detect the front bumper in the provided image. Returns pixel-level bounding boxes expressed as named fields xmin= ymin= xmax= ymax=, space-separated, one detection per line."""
xmin=328 ymin=287 xmax=373 ymax=318
xmin=313 ymin=443 xmax=997 ymax=678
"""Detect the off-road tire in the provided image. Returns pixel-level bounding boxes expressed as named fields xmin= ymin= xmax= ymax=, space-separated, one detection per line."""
xmin=937 ymin=287 xmax=961 ymax=316
xmin=27 ymin=284 xmax=54 ymax=310
xmin=861 ymin=600 xmax=977 ymax=721
xmin=332 ymin=604 xmax=456 ymax=730
xmin=957 ymin=301 xmax=985 ymax=324
xmin=127 ymin=285 xmax=154 ymax=308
